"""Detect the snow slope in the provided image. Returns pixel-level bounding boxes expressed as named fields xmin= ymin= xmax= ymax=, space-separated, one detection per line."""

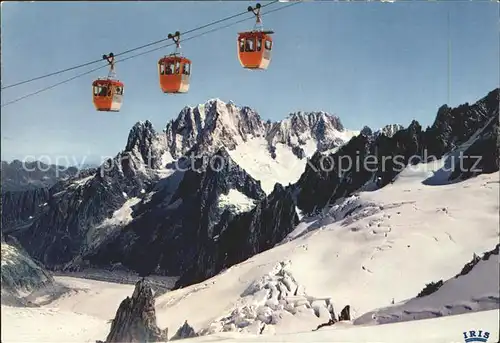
xmin=2 ymin=159 xmax=498 ymax=342
xmin=2 ymin=300 xmax=497 ymax=343
xmin=1 ymin=305 xmax=110 ymax=343
xmin=181 ymin=309 xmax=499 ymax=343
xmin=1 ymin=275 xmax=143 ymax=343
xmin=85 ymin=196 xmax=142 ymax=249
xmin=354 ymin=248 xmax=499 ymax=325
xmin=226 ymin=124 xmax=358 ymax=194
xmin=37 ymin=276 xmax=135 ymax=321
xmin=153 ymin=162 xmax=499 ymax=334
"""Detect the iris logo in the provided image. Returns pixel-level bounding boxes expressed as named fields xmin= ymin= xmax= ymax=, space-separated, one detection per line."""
xmin=463 ymin=329 xmax=490 ymax=343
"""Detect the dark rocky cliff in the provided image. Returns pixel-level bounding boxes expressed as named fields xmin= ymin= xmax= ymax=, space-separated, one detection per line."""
xmin=10 ymin=122 xmax=167 ymax=268
xmin=1 ymin=187 xmax=50 ymax=234
xmin=175 ymin=183 xmax=299 ymax=288
xmin=296 ymin=88 xmax=499 ymax=216
xmin=83 ymin=148 xmax=268 ymax=277
xmin=102 ymin=278 xmax=168 ymax=342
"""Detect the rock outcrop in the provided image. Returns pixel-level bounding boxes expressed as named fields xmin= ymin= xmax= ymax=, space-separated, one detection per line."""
xmin=339 ymin=305 xmax=351 ymax=321
xmin=1 ymin=238 xmax=55 ymax=306
xmin=103 ymin=279 xmax=168 ymax=342
xmin=170 ymin=321 xmax=197 ymax=340
xmin=449 ymin=114 xmax=499 ymax=181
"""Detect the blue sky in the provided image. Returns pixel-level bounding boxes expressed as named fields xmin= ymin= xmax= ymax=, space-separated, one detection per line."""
xmin=1 ymin=1 xmax=499 ymax=165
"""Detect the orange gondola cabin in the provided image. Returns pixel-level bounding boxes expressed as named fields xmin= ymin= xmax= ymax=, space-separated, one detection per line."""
xmin=237 ymin=30 xmax=273 ymax=70
xmin=158 ymin=31 xmax=191 ymax=94
xmin=92 ymin=79 xmax=124 ymax=112
xmin=158 ymin=55 xmax=191 ymax=93
xmin=92 ymin=53 xmax=124 ymax=112
xmin=237 ymin=4 xmax=274 ymax=70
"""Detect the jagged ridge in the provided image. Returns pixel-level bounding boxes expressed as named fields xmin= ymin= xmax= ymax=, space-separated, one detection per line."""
xmin=296 ymin=88 xmax=499 ymax=215
xmin=165 ymin=99 xmax=350 ymax=160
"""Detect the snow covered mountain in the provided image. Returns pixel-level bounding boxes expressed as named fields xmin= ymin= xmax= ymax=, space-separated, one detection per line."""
xmin=2 ymin=100 xmax=355 ymax=272
xmin=374 ymin=124 xmax=405 ymax=138
xmin=164 ymin=99 xmax=357 ymax=193
xmin=2 ymin=88 xmax=499 ymax=298
xmin=165 ymin=99 xmax=351 ymax=160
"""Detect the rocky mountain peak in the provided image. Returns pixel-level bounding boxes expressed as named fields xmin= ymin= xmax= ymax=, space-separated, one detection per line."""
xmin=164 ymin=99 xmax=353 ymax=161
xmin=426 ymin=88 xmax=499 ymax=157
xmin=170 ymin=321 xmax=197 ymax=340
xmin=289 ymin=111 xmax=344 ymax=131
xmin=266 ymin=110 xmax=349 ymax=156
xmin=374 ymin=124 xmax=405 ymax=138
xmin=360 ymin=126 xmax=374 ymax=137
xmin=281 ymin=111 xmax=345 ymax=135
xmin=102 ymin=278 xmax=168 ymax=342
xmin=125 ymin=120 xmax=168 ymax=169
xmin=165 ymin=98 xmax=266 ymax=158
xmin=126 ymin=120 xmax=156 ymax=150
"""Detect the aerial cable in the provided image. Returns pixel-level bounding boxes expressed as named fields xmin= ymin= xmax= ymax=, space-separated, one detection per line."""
xmin=117 ymin=2 xmax=300 ymax=64
xmin=1 ymin=0 xmax=280 ymax=90
xmin=1 ymin=65 xmax=106 ymax=108
xmin=0 ymin=1 xmax=301 ymax=108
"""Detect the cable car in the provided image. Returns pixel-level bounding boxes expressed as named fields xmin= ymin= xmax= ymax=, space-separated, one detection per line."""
xmin=237 ymin=3 xmax=274 ymax=70
xmin=158 ymin=32 xmax=191 ymax=93
xmin=92 ymin=53 xmax=124 ymax=112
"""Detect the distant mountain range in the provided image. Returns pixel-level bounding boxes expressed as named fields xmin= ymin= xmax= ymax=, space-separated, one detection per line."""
xmin=0 ymin=160 xmax=97 ymax=192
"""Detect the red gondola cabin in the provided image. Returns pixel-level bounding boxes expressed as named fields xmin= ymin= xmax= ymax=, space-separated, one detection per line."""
xmin=237 ymin=31 xmax=273 ymax=70
xmin=92 ymin=79 xmax=124 ymax=112
xmin=158 ymin=56 xmax=191 ymax=93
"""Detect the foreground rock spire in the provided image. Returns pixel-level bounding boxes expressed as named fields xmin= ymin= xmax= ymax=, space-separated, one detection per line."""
xmin=101 ymin=278 xmax=168 ymax=342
